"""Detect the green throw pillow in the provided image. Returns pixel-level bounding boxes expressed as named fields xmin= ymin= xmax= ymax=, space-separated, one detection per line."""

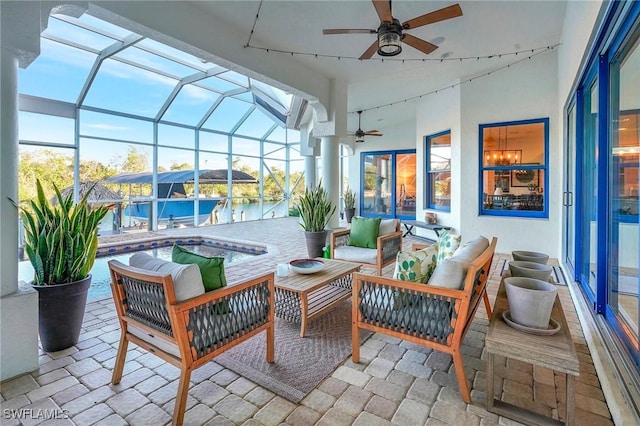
xmin=393 ymin=244 xmax=438 ymax=283
xmin=436 ymin=231 xmax=461 ymax=264
xmin=348 ymin=217 xmax=381 ymax=249
xmin=171 ymin=244 xmax=227 ymax=291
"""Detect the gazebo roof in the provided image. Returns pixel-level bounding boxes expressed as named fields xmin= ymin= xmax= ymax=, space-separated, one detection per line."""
xmin=54 ymin=182 xmax=123 ymax=205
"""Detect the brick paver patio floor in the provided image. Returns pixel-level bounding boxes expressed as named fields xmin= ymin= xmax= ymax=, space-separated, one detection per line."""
xmin=1 ymin=217 xmax=614 ymax=425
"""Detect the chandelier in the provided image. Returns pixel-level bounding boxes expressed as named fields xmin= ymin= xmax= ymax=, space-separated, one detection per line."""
xmin=484 ymin=127 xmax=521 ymax=166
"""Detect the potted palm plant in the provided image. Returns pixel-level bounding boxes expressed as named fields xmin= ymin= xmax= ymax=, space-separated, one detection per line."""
xmin=20 ymin=180 xmax=109 ymax=352
xmin=343 ymin=187 xmax=356 ymax=223
xmin=294 ymin=180 xmax=336 ymax=258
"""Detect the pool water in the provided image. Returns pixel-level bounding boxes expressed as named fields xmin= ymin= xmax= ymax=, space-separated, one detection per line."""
xmin=19 ymin=245 xmax=256 ymax=302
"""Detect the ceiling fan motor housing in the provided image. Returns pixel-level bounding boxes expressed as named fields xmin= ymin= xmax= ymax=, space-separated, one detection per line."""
xmin=377 ymin=19 xmax=403 ymax=56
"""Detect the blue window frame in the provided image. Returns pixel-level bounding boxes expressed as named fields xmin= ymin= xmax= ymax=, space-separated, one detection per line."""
xmin=479 ymin=118 xmax=549 ymax=218
xmin=425 ymin=130 xmax=451 ymax=212
xmin=570 ymin=1 xmax=640 ymax=370
xmin=360 ymin=149 xmax=416 ymax=220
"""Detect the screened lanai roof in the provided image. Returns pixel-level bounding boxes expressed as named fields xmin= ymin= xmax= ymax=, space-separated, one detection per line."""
xmin=19 ymin=12 xmax=298 ymax=137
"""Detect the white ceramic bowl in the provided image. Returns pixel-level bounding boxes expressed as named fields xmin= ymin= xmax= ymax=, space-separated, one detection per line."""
xmin=289 ymin=259 xmax=325 ymax=274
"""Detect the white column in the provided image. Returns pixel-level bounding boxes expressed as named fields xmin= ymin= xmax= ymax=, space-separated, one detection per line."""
xmin=321 ymin=136 xmax=340 ymax=229
xmin=0 ymin=45 xmax=39 ymax=380
xmin=0 ymin=48 xmax=19 ymax=297
xmin=304 ymin=155 xmax=316 ymax=189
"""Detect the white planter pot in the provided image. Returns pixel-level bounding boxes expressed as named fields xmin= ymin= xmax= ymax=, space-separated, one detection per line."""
xmin=505 ymin=276 xmax=557 ymax=329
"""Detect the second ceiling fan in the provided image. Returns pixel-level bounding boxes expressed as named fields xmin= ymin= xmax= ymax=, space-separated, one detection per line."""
xmin=351 ymin=111 xmax=382 ymax=143
xmin=323 ymin=1 xmax=463 ymax=59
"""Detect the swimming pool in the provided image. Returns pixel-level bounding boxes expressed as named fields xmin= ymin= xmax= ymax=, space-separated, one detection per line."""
xmin=19 ymin=236 xmax=267 ymax=302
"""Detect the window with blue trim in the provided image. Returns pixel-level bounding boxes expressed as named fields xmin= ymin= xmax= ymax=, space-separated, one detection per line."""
xmin=425 ymin=130 xmax=451 ymax=211
xmin=479 ymin=118 xmax=549 ymax=217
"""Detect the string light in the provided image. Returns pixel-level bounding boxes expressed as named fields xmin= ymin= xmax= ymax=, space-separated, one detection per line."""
xmin=348 ymin=45 xmax=558 ymax=114
xmin=246 ymin=42 xmax=559 ymax=63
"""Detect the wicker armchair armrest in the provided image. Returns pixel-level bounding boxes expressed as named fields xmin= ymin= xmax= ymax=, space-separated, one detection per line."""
xmin=377 ymin=230 xmax=403 ymax=264
xmin=330 ymin=228 xmax=351 ymax=255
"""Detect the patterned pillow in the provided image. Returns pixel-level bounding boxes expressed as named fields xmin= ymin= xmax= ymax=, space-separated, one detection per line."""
xmin=436 ymin=231 xmax=461 ymax=264
xmin=393 ymin=244 xmax=438 ymax=283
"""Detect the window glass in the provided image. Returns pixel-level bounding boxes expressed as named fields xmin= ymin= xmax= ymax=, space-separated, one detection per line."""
xmin=425 ymin=131 xmax=451 ymax=210
xmin=162 ymin=86 xmax=220 ymax=126
xmin=202 ymin=97 xmax=252 ymax=132
xmin=79 ymin=110 xmax=153 ymax=144
xmin=18 ymin=145 xmax=75 ymax=202
xmin=608 ymin=31 xmax=639 ymax=344
xmin=83 ymin=58 xmax=177 ymax=117
xmin=19 ymin=112 xmax=75 ymax=145
xmin=199 ymin=131 xmax=228 ymax=153
xmin=362 ymin=153 xmax=392 ymax=216
xmin=234 ymin=109 xmax=276 ymax=139
xmin=480 ymin=119 xmax=548 ymax=216
xmin=396 ymin=153 xmax=416 ymax=216
xmin=158 ymin=124 xmax=195 ymax=149
xmin=18 ymin=38 xmax=97 ymax=103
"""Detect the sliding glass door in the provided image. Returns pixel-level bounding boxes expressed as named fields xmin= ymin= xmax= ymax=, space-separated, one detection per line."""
xmin=361 ymin=150 xmax=416 ymax=219
xmin=607 ymin=30 xmax=639 ymax=353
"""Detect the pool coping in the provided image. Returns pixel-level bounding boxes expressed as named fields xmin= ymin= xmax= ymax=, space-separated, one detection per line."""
xmin=97 ymin=235 xmax=271 ymax=258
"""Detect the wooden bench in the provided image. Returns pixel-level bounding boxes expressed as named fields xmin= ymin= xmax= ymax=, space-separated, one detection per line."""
xmin=351 ymin=237 xmax=497 ymax=403
xmin=401 ymin=220 xmax=451 ymax=239
xmin=108 ymin=261 xmax=275 ymax=425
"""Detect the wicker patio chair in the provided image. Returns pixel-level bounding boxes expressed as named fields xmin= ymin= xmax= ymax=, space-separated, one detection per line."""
xmin=108 ymin=260 xmax=274 ymax=426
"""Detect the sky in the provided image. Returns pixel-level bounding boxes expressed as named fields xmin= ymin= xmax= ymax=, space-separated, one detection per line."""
xmin=18 ymin=12 xmax=304 ymax=174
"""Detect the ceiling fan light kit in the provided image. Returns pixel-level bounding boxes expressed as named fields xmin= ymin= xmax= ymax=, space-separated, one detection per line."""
xmin=377 ymin=20 xmax=403 ymax=56
xmin=323 ymin=1 xmax=463 ymax=60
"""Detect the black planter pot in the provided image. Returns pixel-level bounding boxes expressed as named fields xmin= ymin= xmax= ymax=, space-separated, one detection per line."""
xmin=32 ymin=275 xmax=91 ymax=352
xmin=345 ymin=208 xmax=356 ymax=223
xmin=305 ymin=230 xmax=328 ymax=258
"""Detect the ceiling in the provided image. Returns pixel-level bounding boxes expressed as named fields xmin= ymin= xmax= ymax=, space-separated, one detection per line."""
xmin=129 ymin=1 xmax=569 ymax=133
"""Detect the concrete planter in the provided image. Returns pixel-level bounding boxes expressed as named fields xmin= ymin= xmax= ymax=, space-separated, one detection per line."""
xmin=511 ymin=250 xmax=549 ymax=264
xmin=508 ymin=261 xmax=553 ymax=281
xmin=505 ymin=276 xmax=557 ymax=329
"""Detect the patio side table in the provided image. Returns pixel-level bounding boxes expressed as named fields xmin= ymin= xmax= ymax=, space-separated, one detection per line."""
xmin=485 ymin=274 xmax=579 ymax=426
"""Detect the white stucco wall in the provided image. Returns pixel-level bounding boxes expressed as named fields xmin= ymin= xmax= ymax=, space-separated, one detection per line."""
xmin=416 ymin=85 xmax=462 ymax=237
xmin=458 ymin=51 xmax=560 ymax=255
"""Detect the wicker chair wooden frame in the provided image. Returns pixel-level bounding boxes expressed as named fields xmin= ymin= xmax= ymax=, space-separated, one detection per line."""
xmin=108 ymin=260 xmax=274 ymax=426
xmin=351 ymin=237 xmax=497 ymax=403
xmin=330 ymin=219 xmax=402 ymax=275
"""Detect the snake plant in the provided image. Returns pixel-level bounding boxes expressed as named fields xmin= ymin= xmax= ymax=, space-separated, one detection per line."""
xmin=343 ymin=187 xmax=356 ymax=209
xmin=21 ymin=180 xmax=109 ymax=285
xmin=294 ymin=180 xmax=336 ymax=232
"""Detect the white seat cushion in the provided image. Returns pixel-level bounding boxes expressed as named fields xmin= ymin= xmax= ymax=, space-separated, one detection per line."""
xmin=334 ymin=246 xmax=378 ymax=264
xmin=129 ymin=252 xmax=205 ymax=302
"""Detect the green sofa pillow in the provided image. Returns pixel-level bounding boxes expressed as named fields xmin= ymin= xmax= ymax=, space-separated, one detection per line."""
xmin=348 ymin=217 xmax=381 ymax=249
xmin=171 ymin=244 xmax=227 ymax=291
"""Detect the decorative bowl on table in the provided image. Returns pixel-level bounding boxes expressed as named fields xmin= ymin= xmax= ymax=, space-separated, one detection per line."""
xmin=289 ymin=259 xmax=325 ymax=274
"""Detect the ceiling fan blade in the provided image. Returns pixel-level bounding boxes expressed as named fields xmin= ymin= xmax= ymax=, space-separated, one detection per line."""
xmin=323 ymin=29 xmax=376 ymax=35
xmin=364 ymin=130 xmax=380 ymax=134
xmin=403 ymin=34 xmax=438 ymax=55
xmin=365 ymin=133 xmax=383 ymax=137
xmin=359 ymin=40 xmax=379 ymax=60
xmin=372 ymin=0 xmax=392 ymax=23
xmin=402 ymin=4 xmax=463 ymax=30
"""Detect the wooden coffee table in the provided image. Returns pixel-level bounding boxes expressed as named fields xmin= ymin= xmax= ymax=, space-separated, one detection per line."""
xmin=485 ymin=274 xmax=579 ymax=425
xmin=274 ymin=258 xmax=360 ymax=337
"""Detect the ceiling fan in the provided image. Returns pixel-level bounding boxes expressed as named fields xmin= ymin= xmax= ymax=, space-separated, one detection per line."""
xmin=351 ymin=111 xmax=383 ymax=143
xmin=323 ymin=1 xmax=463 ymax=59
